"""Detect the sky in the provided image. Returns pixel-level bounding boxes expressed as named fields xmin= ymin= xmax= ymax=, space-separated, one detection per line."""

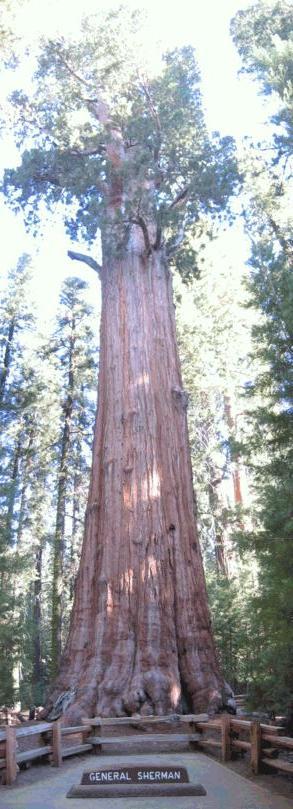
xmin=0 ymin=0 xmax=278 ymax=324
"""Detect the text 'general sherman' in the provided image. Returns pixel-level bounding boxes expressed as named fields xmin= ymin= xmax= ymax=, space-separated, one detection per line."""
xmin=81 ymin=766 xmax=189 ymax=785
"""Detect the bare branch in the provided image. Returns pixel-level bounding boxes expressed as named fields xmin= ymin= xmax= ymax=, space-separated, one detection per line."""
xmin=57 ymin=54 xmax=95 ymax=90
xmin=67 ymin=250 xmax=101 ymax=276
xmin=166 ymin=215 xmax=188 ymax=257
xmin=33 ymin=173 xmax=60 ymax=186
xmin=67 ymin=146 xmax=106 ymax=157
xmin=140 ymin=78 xmax=163 ymax=184
xmin=169 ymin=185 xmax=190 ymax=209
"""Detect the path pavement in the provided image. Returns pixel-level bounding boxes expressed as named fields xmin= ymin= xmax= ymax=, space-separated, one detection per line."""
xmin=0 ymin=751 xmax=292 ymax=809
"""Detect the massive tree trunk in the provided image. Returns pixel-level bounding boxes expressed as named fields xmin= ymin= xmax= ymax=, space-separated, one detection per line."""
xmin=46 ymin=233 xmax=223 ymax=721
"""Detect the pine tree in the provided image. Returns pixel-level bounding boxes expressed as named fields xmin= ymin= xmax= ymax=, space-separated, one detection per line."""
xmin=50 ymin=276 xmax=97 ymax=678
xmin=232 ymin=0 xmax=293 ymax=711
xmin=175 ymin=232 xmax=254 ymax=574
xmin=0 ymin=255 xmax=33 ymax=702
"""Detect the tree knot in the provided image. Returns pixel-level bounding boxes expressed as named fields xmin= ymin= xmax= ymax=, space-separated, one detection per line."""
xmin=171 ymin=386 xmax=189 ymax=411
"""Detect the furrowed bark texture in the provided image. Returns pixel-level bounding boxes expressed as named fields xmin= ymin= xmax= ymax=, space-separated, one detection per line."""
xmin=48 ymin=242 xmax=223 ymax=721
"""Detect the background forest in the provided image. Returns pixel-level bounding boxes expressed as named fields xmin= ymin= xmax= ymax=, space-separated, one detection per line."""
xmin=0 ymin=0 xmax=292 ymax=718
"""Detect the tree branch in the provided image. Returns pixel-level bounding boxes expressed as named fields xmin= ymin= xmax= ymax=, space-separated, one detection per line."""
xmin=140 ymin=78 xmax=163 ymax=185
xmin=166 ymin=215 xmax=188 ymax=257
xmin=130 ymin=216 xmax=151 ymax=256
xmin=169 ymin=185 xmax=190 ymax=209
xmin=67 ymin=146 xmax=106 ymax=157
xmin=67 ymin=250 xmax=101 ymax=276
xmin=32 ymin=173 xmax=60 ymax=186
xmin=86 ymin=97 xmax=112 ymax=127
xmin=56 ymin=54 xmax=113 ymax=129
xmin=57 ymin=53 xmax=95 ymax=91
xmin=267 ymin=213 xmax=293 ymax=261
xmin=153 ymin=224 xmax=162 ymax=250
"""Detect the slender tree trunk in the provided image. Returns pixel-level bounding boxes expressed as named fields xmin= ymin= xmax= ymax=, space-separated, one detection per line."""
xmin=5 ymin=433 xmax=22 ymax=544
xmin=51 ymin=324 xmax=75 ymax=676
xmin=69 ymin=466 xmax=81 ymax=602
xmin=32 ymin=545 xmax=43 ymax=691
xmin=47 ymin=242 xmax=223 ymax=721
xmin=0 ymin=317 xmax=15 ymax=405
xmin=15 ymin=426 xmax=35 ymax=546
xmin=224 ymin=394 xmax=244 ymax=508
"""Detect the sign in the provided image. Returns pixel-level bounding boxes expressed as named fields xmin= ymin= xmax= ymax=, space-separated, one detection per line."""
xmin=81 ymin=765 xmax=189 ymax=785
xmin=67 ymin=763 xmax=207 ymax=799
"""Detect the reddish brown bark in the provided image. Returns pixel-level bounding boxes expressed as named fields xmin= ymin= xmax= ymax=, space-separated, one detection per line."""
xmin=44 ymin=85 xmax=224 ymax=722
xmin=46 ymin=235 xmax=223 ymax=721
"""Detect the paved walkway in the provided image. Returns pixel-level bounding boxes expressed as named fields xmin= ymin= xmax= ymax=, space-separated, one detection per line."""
xmin=0 ymin=752 xmax=292 ymax=809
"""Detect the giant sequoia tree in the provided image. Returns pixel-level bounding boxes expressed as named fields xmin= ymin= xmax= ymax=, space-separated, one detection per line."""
xmin=4 ymin=9 xmax=239 ymax=720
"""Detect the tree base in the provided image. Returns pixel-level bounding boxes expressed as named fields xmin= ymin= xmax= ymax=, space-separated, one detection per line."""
xmin=43 ymin=675 xmax=223 ymax=724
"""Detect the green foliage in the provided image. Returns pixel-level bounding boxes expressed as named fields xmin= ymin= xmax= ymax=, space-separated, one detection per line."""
xmin=49 ymin=276 xmax=98 ymax=677
xmin=0 ymin=255 xmax=37 ymax=704
xmin=237 ymin=243 xmax=293 ymax=709
xmin=232 ymin=0 xmax=293 ymax=711
xmin=206 ymin=566 xmax=260 ymax=691
xmin=231 ymin=1 xmax=293 ymax=158
xmin=2 ymin=4 xmax=292 ymax=716
xmin=3 ymin=9 xmax=239 ymax=267
xmin=0 ymin=0 xmax=26 ymax=64
xmin=175 ymin=226 xmax=254 ymax=561
xmin=0 ymin=259 xmax=98 ymax=706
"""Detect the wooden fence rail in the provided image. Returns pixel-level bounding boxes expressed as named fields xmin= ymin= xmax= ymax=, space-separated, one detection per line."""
xmin=0 ymin=721 xmax=93 ymax=785
xmin=0 ymin=714 xmax=292 ymax=786
xmin=196 ymin=715 xmax=293 ymax=776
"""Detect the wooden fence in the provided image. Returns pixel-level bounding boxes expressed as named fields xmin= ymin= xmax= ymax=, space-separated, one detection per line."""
xmin=0 ymin=713 xmax=292 ymax=786
xmin=0 ymin=721 xmax=92 ymax=785
xmin=195 ymin=715 xmax=293 ymax=776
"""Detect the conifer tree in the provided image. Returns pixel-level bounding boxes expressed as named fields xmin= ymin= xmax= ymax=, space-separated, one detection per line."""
xmin=4 ymin=9 xmax=239 ymax=719
xmin=232 ymin=0 xmax=293 ymax=710
xmin=0 ymin=261 xmax=98 ymax=705
xmin=50 ymin=276 xmax=97 ymax=677
xmin=0 ymin=254 xmax=39 ymax=703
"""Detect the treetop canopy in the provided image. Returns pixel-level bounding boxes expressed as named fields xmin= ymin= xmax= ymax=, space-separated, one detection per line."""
xmin=3 ymin=6 xmax=239 ymax=276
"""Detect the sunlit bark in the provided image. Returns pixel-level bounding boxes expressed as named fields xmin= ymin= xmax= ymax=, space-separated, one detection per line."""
xmin=46 ymin=230 xmax=223 ymax=720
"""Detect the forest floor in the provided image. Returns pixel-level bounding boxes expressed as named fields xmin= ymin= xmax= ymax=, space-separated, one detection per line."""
xmin=0 ymin=748 xmax=292 ymax=809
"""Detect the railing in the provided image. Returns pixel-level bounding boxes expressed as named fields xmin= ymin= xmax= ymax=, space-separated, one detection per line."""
xmin=80 ymin=712 xmax=207 ymax=753
xmin=0 ymin=721 xmax=93 ymax=785
xmin=195 ymin=715 xmax=293 ymax=775
xmin=1 ymin=713 xmax=292 ymax=786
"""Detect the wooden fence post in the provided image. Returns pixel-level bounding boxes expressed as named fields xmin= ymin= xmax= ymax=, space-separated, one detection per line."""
xmin=250 ymin=720 xmax=261 ymax=774
xmin=188 ymin=719 xmax=198 ymax=750
xmin=92 ymin=720 xmax=102 ymax=753
xmin=81 ymin=722 xmax=91 ymax=746
xmin=81 ymin=718 xmax=93 ymax=745
xmin=51 ymin=720 xmax=62 ymax=767
xmin=221 ymin=714 xmax=231 ymax=761
xmin=5 ymin=725 xmax=17 ymax=785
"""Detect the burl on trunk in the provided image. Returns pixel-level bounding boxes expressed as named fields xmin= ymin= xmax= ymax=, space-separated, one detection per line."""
xmin=47 ymin=235 xmax=223 ymax=721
